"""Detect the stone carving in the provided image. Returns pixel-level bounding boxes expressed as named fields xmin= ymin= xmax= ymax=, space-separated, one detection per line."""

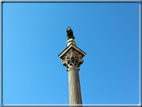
xmin=66 ymin=27 xmax=75 ymax=40
xmin=61 ymin=50 xmax=84 ymax=71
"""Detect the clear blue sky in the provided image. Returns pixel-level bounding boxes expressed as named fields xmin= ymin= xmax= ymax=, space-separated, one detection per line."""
xmin=3 ymin=2 xmax=139 ymax=104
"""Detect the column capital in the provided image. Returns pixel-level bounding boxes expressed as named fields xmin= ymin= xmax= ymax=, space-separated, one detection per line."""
xmin=58 ymin=44 xmax=86 ymax=71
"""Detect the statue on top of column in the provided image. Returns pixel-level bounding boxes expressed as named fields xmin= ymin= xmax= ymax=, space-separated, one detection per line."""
xmin=66 ymin=27 xmax=75 ymax=40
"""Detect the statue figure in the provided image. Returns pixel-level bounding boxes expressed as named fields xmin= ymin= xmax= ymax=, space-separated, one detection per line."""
xmin=66 ymin=27 xmax=75 ymax=40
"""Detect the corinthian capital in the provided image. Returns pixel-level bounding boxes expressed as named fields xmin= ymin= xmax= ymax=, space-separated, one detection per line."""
xmin=58 ymin=44 xmax=86 ymax=71
xmin=61 ymin=50 xmax=84 ymax=71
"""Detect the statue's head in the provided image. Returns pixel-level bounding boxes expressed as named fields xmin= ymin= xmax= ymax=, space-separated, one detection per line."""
xmin=67 ymin=27 xmax=71 ymax=31
xmin=66 ymin=27 xmax=75 ymax=40
xmin=66 ymin=27 xmax=72 ymax=33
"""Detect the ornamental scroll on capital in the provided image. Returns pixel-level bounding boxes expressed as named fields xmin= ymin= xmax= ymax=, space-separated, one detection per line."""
xmin=61 ymin=50 xmax=84 ymax=71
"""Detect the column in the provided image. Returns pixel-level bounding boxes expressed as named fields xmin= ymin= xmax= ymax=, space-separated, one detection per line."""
xmin=61 ymin=49 xmax=84 ymax=105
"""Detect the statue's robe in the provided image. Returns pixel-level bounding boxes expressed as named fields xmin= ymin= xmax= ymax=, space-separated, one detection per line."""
xmin=67 ymin=30 xmax=75 ymax=40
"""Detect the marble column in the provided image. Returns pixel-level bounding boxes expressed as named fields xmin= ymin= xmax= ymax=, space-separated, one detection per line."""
xmin=59 ymin=42 xmax=86 ymax=106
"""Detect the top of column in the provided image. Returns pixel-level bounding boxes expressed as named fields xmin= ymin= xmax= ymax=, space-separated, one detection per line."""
xmin=58 ymin=27 xmax=86 ymax=71
xmin=58 ymin=27 xmax=86 ymax=60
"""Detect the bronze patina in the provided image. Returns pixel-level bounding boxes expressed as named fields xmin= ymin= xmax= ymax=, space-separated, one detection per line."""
xmin=66 ymin=27 xmax=75 ymax=40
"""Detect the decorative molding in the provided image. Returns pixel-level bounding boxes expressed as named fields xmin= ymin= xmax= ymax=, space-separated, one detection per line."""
xmin=58 ymin=43 xmax=86 ymax=60
xmin=61 ymin=49 xmax=84 ymax=71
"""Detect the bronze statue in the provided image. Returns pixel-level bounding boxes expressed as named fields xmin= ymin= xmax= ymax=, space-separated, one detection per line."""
xmin=66 ymin=27 xmax=75 ymax=40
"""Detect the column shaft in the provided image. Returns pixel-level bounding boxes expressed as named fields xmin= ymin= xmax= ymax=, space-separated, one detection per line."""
xmin=68 ymin=66 xmax=82 ymax=104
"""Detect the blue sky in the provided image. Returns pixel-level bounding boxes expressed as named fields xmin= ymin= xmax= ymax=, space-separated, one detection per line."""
xmin=2 ymin=2 xmax=139 ymax=104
